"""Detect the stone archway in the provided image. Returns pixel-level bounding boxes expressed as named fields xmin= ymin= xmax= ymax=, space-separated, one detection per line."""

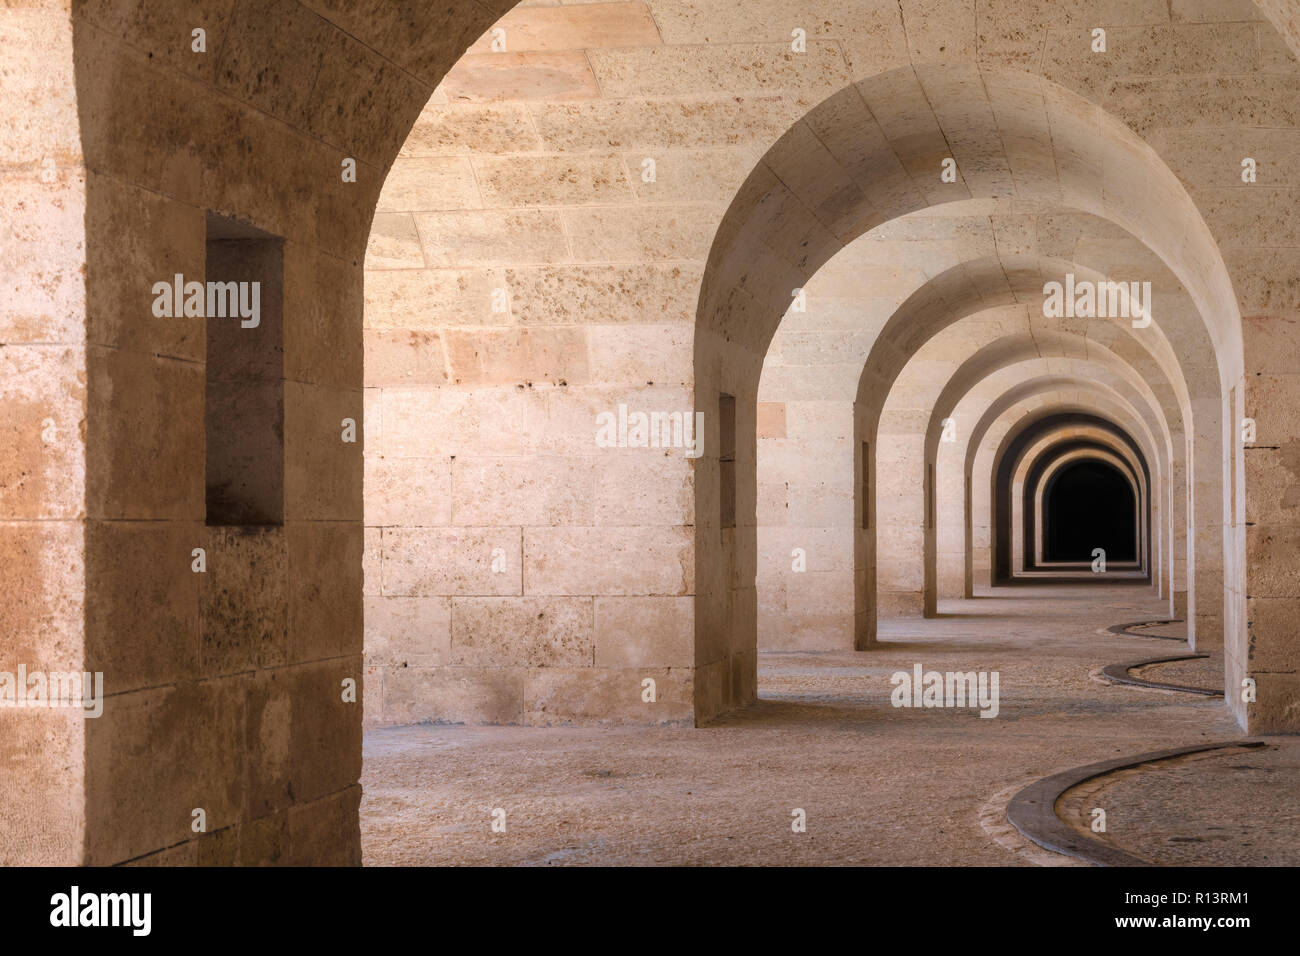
xmin=7 ymin=0 xmax=1300 ymax=868
xmin=1034 ymin=451 xmax=1142 ymax=568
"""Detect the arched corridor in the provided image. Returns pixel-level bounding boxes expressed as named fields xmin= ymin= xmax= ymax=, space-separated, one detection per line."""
xmin=3 ymin=0 xmax=1300 ymax=877
xmin=1041 ymin=457 xmax=1138 ymax=564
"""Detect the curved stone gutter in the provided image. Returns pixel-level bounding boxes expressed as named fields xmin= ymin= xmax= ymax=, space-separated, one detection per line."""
xmin=1101 ymin=653 xmax=1220 ymax=697
xmin=1105 ymin=619 xmax=1183 ymax=640
xmin=1006 ymin=741 xmax=1266 ymax=867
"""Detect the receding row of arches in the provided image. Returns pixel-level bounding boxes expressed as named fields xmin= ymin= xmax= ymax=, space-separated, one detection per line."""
xmin=1040 ymin=456 xmax=1139 ymax=565
xmin=359 ymin=20 xmax=1260 ymax=731
xmin=9 ymin=0 xmax=1300 ymax=866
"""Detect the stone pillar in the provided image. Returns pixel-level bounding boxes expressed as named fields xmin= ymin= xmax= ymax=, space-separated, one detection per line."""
xmin=0 ymin=3 xmax=86 ymax=867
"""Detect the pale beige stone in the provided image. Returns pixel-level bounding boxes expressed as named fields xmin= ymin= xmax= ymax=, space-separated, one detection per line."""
xmin=451 ymin=596 xmax=594 ymax=666
xmin=382 ymin=527 xmax=523 ymax=596
xmin=400 ymin=103 xmax=543 ymax=156
xmin=525 ymin=526 xmax=693 ymax=595
xmin=414 ymin=209 xmax=571 ymax=267
xmin=465 ymin=3 xmax=662 ymax=54
xmin=366 ymin=456 xmax=453 ymax=527
xmin=441 ymin=52 xmax=602 ymax=102
xmin=9 ymin=0 xmax=1300 ymax=869
xmin=475 ymin=153 xmax=634 ymax=207
xmin=377 ymin=157 xmax=482 ymax=212
xmin=364 ymin=596 xmax=452 ymax=666
xmin=594 ymin=595 xmax=693 ymax=668
xmin=452 ymin=456 xmax=595 ymax=526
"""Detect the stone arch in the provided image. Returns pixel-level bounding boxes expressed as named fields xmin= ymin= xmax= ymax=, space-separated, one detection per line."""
xmin=847 ymin=246 xmax=1202 ymax=619
xmin=958 ymin=380 xmax=1175 ymax=601
xmin=968 ymin=396 xmax=1164 ymax=598
xmin=755 ymin=229 xmax=1205 ymax=649
xmin=756 ymin=235 xmax=1210 ymax=638
xmin=3 ymin=0 xmax=531 ymax=869
xmin=1027 ymin=424 xmax=1158 ymax=578
xmin=1018 ymin=441 xmax=1148 ymax=572
xmin=891 ymin=331 xmax=1172 ymax=617
xmin=698 ymin=61 xmax=1272 ymax=713
xmin=1029 ymin=448 xmax=1145 ymax=571
xmin=1004 ymin=421 xmax=1154 ymax=578
xmin=991 ymin=414 xmax=1151 ymax=588
xmin=758 ymin=243 xmax=1199 ymax=640
xmin=8 ymin=0 xmax=1300 ymax=866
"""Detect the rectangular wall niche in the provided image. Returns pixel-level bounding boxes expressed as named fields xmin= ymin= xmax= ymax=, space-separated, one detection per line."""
xmin=926 ymin=463 xmax=935 ymax=530
xmin=862 ymin=440 xmax=871 ymax=529
xmin=1227 ymin=382 xmax=1237 ymax=530
xmin=205 ymin=213 xmax=285 ymax=525
xmin=719 ymin=393 xmax=736 ymax=531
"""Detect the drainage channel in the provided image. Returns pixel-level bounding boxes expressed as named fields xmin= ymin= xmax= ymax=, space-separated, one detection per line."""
xmin=1105 ymin=619 xmax=1184 ymax=640
xmin=1100 ymin=653 xmax=1221 ymax=697
xmin=1006 ymin=741 xmax=1267 ymax=867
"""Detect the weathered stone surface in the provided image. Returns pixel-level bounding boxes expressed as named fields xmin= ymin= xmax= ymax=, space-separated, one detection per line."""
xmin=381 ymin=665 xmax=526 ymax=725
xmin=85 ymin=347 xmax=203 ymax=521
xmin=0 ymin=345 xmax=85 ymax=520
xmin=366 ymin=456 xmax=452 ymax=527
xmin=382 ymin=527 xmax=523 ymax=596
xmin=594 ymin=596 xmax=693 ymax=668
xmin=451 ymin=596 xmax=594 ymax=667
xmin=452 ymin=456 xmax=594 ymax=526
xmin=283 ymin=382 xmax=362 ymax=522
xmin=524 ymin=527 xmax=693 ymax=596
xmin=201 ymin=529 xmax=289 ymax=676
xmin=377 ymin=156 xmax=481 ymax=213
xmin=441 ymin=52 xmax=602 ymax=102
xmin=364 ymin=329 xmax=449 ymax=387
xmin=288 ymin=521 xmax=362 ymax=663
xmin=84 ymin=677 xmax=246 ymax=865
xmin=466 ymin=3 xmax=662 ymax=54
xmin=365 ymin=596 xmax=451 ymax=667
xmin=523 ymin=666 xmax=692 ymax=725
xmin=84 ymin=520 xmax=202 ymax=688
xmin=6 ymin=0 xmax=1300 ymax=869
xmin=0 ymin=706 xmax=84 ymax=866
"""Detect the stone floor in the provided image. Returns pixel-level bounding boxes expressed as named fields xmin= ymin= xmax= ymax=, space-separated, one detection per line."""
xmin=1132 ymin=654 xmax=1222 ymax=692
xmin=1057 ymin=741 xmax=1300 ymax=865
xmin=360 ymin=583 xmax=1290 ymax=866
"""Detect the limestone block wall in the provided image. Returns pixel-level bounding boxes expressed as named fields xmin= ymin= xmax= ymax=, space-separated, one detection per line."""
xmin=755 ymin=399 xmax=855 ymax=650
xmin=363 ymin=0 xmax=1300 ymax=728
xmin=361 ymin=0 xmax=852 ymax=726
xmin=7 ymin=0 xmax=1300 ymax=872
xmin=1242 ymin=328 xmax=1300 ymax=728
xmin=935 ymin=437 xmax=967 ymax=599
xmin=877 ymin=312 xmax=1039 ymax=617
xmin=875 ymin=419 xmax=928 ymax=615
xmin=11 ymin=0 xmax=453 ymax=866
xmin=0 ymin=5 xmax=86 ymax=866
xmin=945 ymin=382 xmax=1161 ymax=596
xmin=75 ymin=20 xmax=369 ymax=864
xmin=1243 ymin=9 xmax=1300 ymax=712
xmin=1188 ymin=394 xmax=1226 ymax=649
